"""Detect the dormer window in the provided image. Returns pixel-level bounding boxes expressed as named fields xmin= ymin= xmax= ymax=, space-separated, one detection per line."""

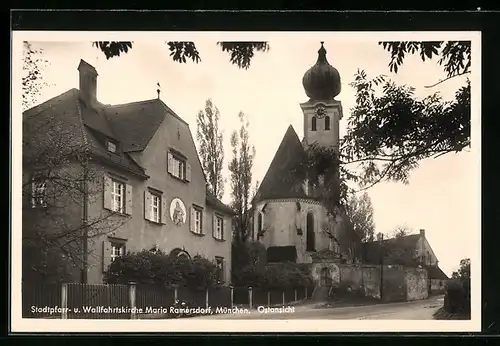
xmin=107 ymin=140 xmax=117 ymax=153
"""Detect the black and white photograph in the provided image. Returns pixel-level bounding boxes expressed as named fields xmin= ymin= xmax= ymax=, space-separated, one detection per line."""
xmin=11 ymin=31 xmax=480 ymax=333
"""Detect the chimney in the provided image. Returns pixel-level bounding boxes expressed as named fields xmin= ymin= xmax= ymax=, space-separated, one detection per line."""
xmin=77 ymin=59 xmax=98 ymax=108
xmin=419 ymin=229 xmax=425 ymax=238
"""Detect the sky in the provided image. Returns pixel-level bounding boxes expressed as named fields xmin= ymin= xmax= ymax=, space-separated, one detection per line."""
xmin=17 ymin=33 xmax=479 ymax=277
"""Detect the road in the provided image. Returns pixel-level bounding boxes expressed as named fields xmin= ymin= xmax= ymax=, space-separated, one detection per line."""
xmin=194 ymin=295 xmax=444 ymax=320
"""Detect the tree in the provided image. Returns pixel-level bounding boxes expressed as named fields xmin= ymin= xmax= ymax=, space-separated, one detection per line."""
xmin=392 ymin=224 xmax=414 ymax=238
xmin=345 ymin=192 xmax=375 ymax=242
xmin=341 ymin=41 xmax=471 ymax=190
xmin=22 ymin=41 xmax=51 ymax=111
xmin=228 ymin=112 xmax=256 ymax=243
xmin=451 ymin=258 xmax=471 ymax=281
xmin=22 ymin=110 xmax=130 ymax=284
xmin=92 ymin=41 xmax=270 ymax=69
xmin=196 ymin=98 xmax=225 ymax=199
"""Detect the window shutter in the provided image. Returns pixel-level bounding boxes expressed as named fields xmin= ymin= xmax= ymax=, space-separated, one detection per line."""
xmin=144 ymin=190 xmax=151 ymax=221
xmin=161 ymin=195 xmax=168 ymax=224
xmin=202 ymin=209 xmax=207 ymax=234
xmin=190 ymin=207 xmax=195 ymax=232
xmin=102 ymin=240 xmax=111 ymax=273
xmin=223 ymin=217 xmax=230 ymax=240
xmin=167 ymin=152 xmax=173 ymax=174
xmin=186 ymin=163 xmax=192 ymax=182
xmin=125 ymin=184 xmax=133 ymax=215
xmin=212 ymin=214 xmax=216 ymax=238
xmin=103 ymin=175 xmax=113 ymax=211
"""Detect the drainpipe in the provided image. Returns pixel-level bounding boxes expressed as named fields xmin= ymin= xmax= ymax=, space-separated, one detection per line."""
xmin=81 ymin=152 xmax=89 ymax=284
xmin=379 ymin=234 xmax=384 ymax=300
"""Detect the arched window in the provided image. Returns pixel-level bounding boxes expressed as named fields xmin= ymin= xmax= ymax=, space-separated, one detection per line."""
xmin=170 ymin=248 xmax=191 ymax=260
xmin=324 ymin=116 xmax=330 ymax=130
xmin=311 ymin=116 xmax=317 ymax=131
xmin=306 ymin=212 xmax=315 ymax=251
xmin=257 ymin=211 xmax=264 ymax=238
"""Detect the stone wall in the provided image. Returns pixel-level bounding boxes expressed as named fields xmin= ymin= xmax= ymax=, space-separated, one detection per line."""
xmin=405 ymin=267 xmax=429 ymax=301
xmin=431 ymin=279 xmax=446 ymax=293
xmin=310 ymin=262 xmax=430 ymax=302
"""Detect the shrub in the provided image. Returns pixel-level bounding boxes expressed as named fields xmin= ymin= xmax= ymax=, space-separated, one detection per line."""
xmin=444 ymin=279 xmax=469 ymax=314
xmin=104 ymin=250 xmax=219 ymax=290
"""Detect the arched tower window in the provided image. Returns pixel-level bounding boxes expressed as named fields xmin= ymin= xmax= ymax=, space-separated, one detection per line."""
xmin=324 ymin=116 xmax=330 ymax=130
xmin=257 ymin=211 xmax=264 ymax=238
xmin=306 ymin=212 xmax=315 ymax=251
xmin=311 ymin=116 xmax=317 ymax=131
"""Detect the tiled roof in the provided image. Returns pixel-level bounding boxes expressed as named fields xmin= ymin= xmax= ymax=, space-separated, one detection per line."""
xmin=426 ymin=265 xmax=449 ymax=280
xmin=206 ymin=192 xmax=235 ymax=215
xmin=361 ymin=234 xmax=420 ymax=265
xmin=104 ymin=99 xmax=171 ymax=152
xmin=23 ymin=89 xmax=148 ymax=178
xmin=266 ymin=245 xmax=298 ymax=263
xmin=253 ymin=125 xmax=309 ymax=203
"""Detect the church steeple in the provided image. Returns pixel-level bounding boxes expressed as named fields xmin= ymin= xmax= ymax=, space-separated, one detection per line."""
xmin=300 ymin=42 xmax=343 ymax=150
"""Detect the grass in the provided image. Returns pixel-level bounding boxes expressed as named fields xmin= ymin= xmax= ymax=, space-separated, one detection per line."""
xmin=433 ymin=307 xmax=471 ymax=320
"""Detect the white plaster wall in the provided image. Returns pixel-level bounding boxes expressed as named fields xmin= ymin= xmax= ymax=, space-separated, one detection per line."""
xmin=253 ymin=199 xmax=332 ymax=263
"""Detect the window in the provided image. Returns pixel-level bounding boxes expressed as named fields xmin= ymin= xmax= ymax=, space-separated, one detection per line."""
xmin=311 ymin=116 xmax=317 ymax=131
xmin=257 ymin=212 xmax=264 ymax=232
xmin=151 ymin=193 xmax=161 ymax=223
xmin=306 ymin=212 xmax=315 ymax=251
xmin=320 ymin=267 xmax=330 ymax=286
xmin=172 ymin=155 xmax=186 ymax=180
xmin=110 ymin=242 xmax=125 ymax=262
xmin=325 ymin=116 xmax=330 ymax=130
xmin=31 ymin=176 xmax=48 ymax=208
xmin=111 ymin=180 xmax=125 ymax=213
xmin=215 ymin=257 xmax=224 ymax=282
xmin=214 ymin=215 xmax=224 ymax=240
xmin=193 ymin=207 xmax=203 ymax=234
xmin=107 ymin=140 xmax=117 ymax=153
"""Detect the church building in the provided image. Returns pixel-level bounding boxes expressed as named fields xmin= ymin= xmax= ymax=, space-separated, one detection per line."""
xmin=252 ymin=42 xmax=360 ymax=264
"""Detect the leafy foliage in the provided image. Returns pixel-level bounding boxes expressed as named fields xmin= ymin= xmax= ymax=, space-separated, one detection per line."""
xmin=104 ymin=250 xmax=220 ymax=290
xmin=92 ymin=41 xmax=133 ymax=59
xmin=379 ymin=41 xmax=471 ymax=81
xmin=22 ymin=42 xmax=51 ymax=111
xmin=342 ymin=70 xmax=470 ymax=189
xmin=217 ymin=42 xmax=270 ymax=69
xmin=92 ymin=41 xmax=270 ymax=69
xmin=196 ymin=98 xmax=225 ymax=199
xmin=345 ymin=192 xmax=376 ymax=242
xmin=451 ymin=258 xmax=470 ymax=281
xmin=229 ymin=112 xmax=256 ymax=243
xmin=233 ymin=262 xmax=312 ymax=290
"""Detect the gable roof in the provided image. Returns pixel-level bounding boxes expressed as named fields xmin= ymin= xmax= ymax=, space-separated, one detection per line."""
xmin=266 ymin=245 xmax=297 ymax=263
xmin=23 ymin=89 xmax=147 ymax=178
xmin=206 ymin=192 xmax=235 ymax=215
xmin=426 ymin=265 xmax=449 ymax=280
xmin=253 ymin=125 xmax=308 ymax=203
xmin=104 ymin=99 xmax=173 ymax=152
xmin=362 ymin=234 xmax=420 ymax=265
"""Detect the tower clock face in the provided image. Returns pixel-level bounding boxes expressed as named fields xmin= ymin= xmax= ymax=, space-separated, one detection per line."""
xmin=314 ymin=105 xmax=327 ymax=118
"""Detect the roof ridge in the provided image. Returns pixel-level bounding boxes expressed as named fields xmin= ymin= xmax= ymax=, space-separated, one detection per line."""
xmin=23 ymin=88 xmax=79 ymax=119
xmin=105 ymin=98 xmax=159 ymax=109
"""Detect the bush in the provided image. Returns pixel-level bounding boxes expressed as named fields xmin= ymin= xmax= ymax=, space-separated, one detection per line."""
xmin=233 ymin=262 xmax=312 ymax=290
xmin=444 ymin=279 xmax=470 ymax=314
xmin=104 ymin=250 xmax=219 ymax=290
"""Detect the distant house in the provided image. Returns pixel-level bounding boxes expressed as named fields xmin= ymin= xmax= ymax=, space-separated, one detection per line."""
xmin=361 ymin=229 xmax=448 ymax=293
xmin=22 ymin=59 xmax=234 ymax=285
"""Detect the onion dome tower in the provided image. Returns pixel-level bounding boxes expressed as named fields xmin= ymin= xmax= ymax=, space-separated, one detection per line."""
xmin=300 ymin=42 xmax=343 ymax=150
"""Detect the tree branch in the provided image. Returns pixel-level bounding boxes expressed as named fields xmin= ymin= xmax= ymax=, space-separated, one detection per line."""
xmin=424 ymin=71 xmax=471 ymax=88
